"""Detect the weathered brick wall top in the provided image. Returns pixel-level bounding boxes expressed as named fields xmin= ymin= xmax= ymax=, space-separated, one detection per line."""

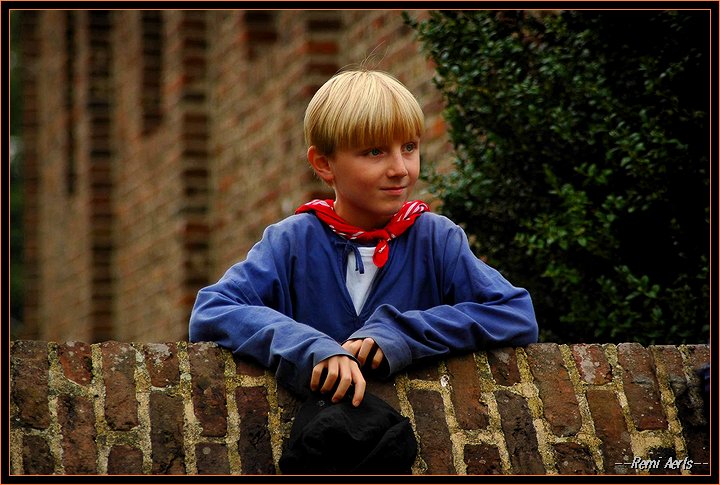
xmin=9 ymin=341 xmax=710 ymax=476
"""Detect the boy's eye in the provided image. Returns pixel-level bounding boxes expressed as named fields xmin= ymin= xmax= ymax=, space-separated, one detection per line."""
xmin=403 ymin=142 xmax=417 ymax=152
xmin=368 ymin=148 xmax=383 ymax=157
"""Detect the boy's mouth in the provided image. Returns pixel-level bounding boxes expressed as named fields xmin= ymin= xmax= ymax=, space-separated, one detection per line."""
xmin=381 ymin=186 xmax=407 ymax=196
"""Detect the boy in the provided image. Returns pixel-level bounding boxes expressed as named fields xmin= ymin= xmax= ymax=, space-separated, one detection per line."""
xmin=189 ymin=69 xmax=538 ymax=408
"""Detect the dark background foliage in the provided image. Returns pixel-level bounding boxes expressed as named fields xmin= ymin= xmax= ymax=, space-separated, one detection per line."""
xmin=408 ymin=10 xmax=709 ymax=344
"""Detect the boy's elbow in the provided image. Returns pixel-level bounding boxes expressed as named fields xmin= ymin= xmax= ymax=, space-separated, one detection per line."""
xmin=520 ymin=305 xmax=539 ymax=345
xmin=519 ymin=318 xmax=539 ymax=345
xmin=512 ymin=292 xmax=539 ymax=345
xmin=481 ymin=290 xmax=539 ymax=348
xmin=188 ymin=309 xmax=204 ymax=343
xmin=188 ymin=289 xmax=214 ymax=342
xmin=500 ymin=317 xmax=537 ymax=348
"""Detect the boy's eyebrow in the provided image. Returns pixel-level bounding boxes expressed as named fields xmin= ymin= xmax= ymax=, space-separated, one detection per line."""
xmin=364 ymin=136 xmax=421 ymax=146
xmin=354 ymin=138 xmax=420 ymax=149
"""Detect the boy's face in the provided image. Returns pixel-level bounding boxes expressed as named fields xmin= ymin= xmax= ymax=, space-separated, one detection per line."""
xmin=325 ymin=137 xmax=420 ymax=229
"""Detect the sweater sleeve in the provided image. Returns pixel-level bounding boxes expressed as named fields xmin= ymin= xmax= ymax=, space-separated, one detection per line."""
xmin=347 ymin=221 xmax=538 ymax=376
xmin=188 ymin=225 xmax=353 ymax=394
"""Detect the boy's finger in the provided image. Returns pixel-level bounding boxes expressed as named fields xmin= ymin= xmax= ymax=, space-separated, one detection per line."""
xmin=371 ymin=347 xmax=385 ymax=369
xmin=351 ymin=369 xmax=366 ymax=407
xmin=320 ymin=359 xmax=339 ymax=393
xmin=310 ymin=363 xmax=324 ymax=391
xmin=331 ymin=361 xmax=353 ymax=403
xmin=341 ymin=339 xmax=360 ymax=356
xmin=357 ymin=338 xmax=376 ymax=366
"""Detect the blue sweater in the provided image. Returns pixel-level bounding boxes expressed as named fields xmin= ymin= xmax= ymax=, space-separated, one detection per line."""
xmin=189 ymin=212 xmax=538 ymax=394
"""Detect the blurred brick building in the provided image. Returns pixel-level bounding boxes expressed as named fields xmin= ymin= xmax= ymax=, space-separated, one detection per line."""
xmin=18 ymin=10 xmax=451 ymax=343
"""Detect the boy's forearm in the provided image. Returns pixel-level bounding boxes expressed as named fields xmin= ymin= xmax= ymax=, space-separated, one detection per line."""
xmin=349 ymin=298 xmax=538 ymax=376
xmin=189 ymin=287 xmax=357 ymax=394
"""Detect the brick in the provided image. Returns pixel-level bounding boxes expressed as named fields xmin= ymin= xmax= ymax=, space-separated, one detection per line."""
xmin=526 ymin=344 xmax=581 ymax=436
xmin=57 ymin=341 xmax=93 ymax=386
xmin=143 ymin=343 xmax=180 ymax=387
xmin=464 ymin=443 xmax=502 ymax=475
xmin=651 ymin=345 xmax=686 ymax=395
xmin=101 ymin=341 xmax=139 ymax=431
xmin=10 ymin=341 xmax=50 ymax=429
xmin=307 ymin=61 xmax=339 ymax=76
xmin=234 ymin=355 xmax=265 ymax=377
xmin=617 ymin=343 xmax=667 ymax=430
xmin=553 ymin=442 xmax=596 ymax=474
xmin=495 ymin=390 xmax=545 ymax=474
xmin=586 ymin=388 xmax=633 ymax=474
xmin=684 ymin=344 xmax=710 ymax=371
xmin=487 ymin=347 xmax=521 ymax=386
xmin=307 ymin=18 xmax=342 ymax=31
xmin=571 ymin=344 xmax=612 ymax=385
xmin=57 ymin=395 xmax=97 ymax=474
xmin=447 ymin=354 xmax=489 ymax=429
xmin=108 ymin=445 xmax=144 ymax=474
xmin=196 ymin=443 xmax=230 ymax=474
xmin=236 ymin=386 xmax=274 ymax=474
xmin=408 ymin=389 xmax=454 ymax=474
xmin=405 ymin=360 xmax=439 ymax=381
xmin=22 ymin=435 xmax=54 ymax=474
xmin=305 ymin=40 xmax=338 ymax=55
xmin=150 ymin=392 xmax=186 ymax=474
xmin=189 ymin=342 xmax=227 ymax=437
xmin=366 ymin=378 xmax=400 ymax=410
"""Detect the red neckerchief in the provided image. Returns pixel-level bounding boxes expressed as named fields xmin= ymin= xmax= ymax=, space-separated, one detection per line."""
xmin=295 ymin=199 xmax=430 ymax=268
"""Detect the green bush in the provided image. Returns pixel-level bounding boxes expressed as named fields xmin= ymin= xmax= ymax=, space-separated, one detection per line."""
xmin=407 ymin=11 xmax=709 ymax=344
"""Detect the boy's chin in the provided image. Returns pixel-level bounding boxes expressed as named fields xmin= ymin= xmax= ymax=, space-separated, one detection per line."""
xmin=388 ymin=199 xmax=410 ymax=213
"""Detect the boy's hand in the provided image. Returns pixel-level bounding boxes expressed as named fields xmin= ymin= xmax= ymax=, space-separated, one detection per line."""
xmin=311 ymin=355 xmax=366 ymax=407
xmin=342 ymin=338 xmax=385 ymax=370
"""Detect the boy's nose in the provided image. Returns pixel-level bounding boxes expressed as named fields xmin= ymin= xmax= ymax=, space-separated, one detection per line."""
xmin=387 ymin=151 xmax=409 ymax=178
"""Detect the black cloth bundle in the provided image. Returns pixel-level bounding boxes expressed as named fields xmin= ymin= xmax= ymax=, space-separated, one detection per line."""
xmin=279 ymin=392 xmax=417 ymax=475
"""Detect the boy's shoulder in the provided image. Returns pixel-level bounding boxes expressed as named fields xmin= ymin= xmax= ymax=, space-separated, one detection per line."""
xmin=417 ymin=210 xmax=454 ymax=225
xmin=263 ymin=212 xmax=326 ymax=240
xmin=413 ymin=211 xmax=461 ymax=234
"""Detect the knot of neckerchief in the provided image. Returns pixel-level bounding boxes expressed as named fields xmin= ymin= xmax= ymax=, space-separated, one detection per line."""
xmin=295 ymin=199 xmax=430 ymax=268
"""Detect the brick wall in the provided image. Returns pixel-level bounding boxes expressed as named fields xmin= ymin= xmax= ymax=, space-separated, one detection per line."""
xmin=18 ymin=11 xmax=40 ymax=339
xmin=112 ymin=10 xmax=212 ymax=342
xmin=9 ymin=341 xmax=710 ymax=476
xmin=20 ymin=10 xmax=450 ymax=343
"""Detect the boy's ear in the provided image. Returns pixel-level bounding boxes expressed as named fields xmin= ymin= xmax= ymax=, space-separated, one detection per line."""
xmin=307 ymin=146 xmax=334 ymax=186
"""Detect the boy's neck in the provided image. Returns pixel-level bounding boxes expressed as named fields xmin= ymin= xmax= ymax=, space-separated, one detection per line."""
xmin=333 ymin=201 xmax=392 ymax=230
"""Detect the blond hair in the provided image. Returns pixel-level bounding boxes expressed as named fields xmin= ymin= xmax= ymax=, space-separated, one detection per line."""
xmin=304 ymin=69 xmax=425 ymax=156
